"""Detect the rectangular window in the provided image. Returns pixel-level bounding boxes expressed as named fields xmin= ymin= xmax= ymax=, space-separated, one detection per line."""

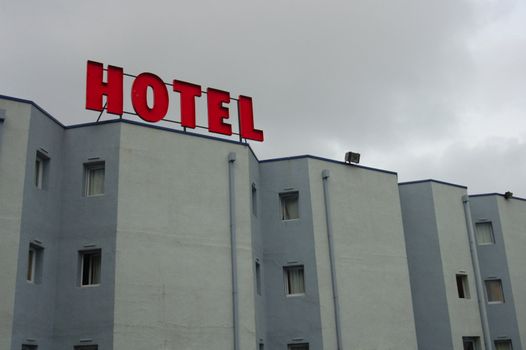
xmin=27 ymin=244 xmax=43 ymax=284
xmin=35 ymin=152 xmax=49 ymax=189
xmin=255 ymin=261 xmax=261 ymax=295
xmin=74 ymin=346 xmax=98 ymax=350
xmin=252 ymin=183 xmax=257 ymax=216
xmin=485 ymin=279 xmax=505 ymax=303
xmin=80 ymin=250 xmax=101 ymax=286
xmin=495 ymin=340 xmax=513 ymax=350
xmin=22 ymin=345 xmax=38 ymax=350
xmin=288 ymin=343 xmax=309 ymax=350
xmin=463 ymin=337 xmax=480 ymax=350
xmin=259 ymin=343 xmax=264 ymax=350
xmin=476 ymin=222 xmax=495 ymax=245
xmin=284 ymin=265 xmax=305 ymax=295
xmin=456 ymin=274 xmax=470 ymax=299
xmin=280 ymin=191 xmax=299 ymax=220
xmin=84 ymin=162 xmax=105 ymax=196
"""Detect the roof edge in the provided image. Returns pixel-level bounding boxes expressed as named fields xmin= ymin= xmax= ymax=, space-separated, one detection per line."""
xmin=398 ymin=179 xmax=467 ymax=189
xmin=260 ymin=155 xmax=397 ymax=175
xmin=469 ymin=193 xmax=526 ymax=202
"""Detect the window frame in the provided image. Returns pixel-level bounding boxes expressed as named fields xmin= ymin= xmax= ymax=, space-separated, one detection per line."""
xmin=279 ymin=191 xmax=299 ymax=221
xmin=79 ymin=249 xmax=102 ymax=287
xmin=475 ymin=222 xmax=495 ymax=245
xmin=35 ymin=151 xmax=49 ymax=190
xmin=287 ymin=343 xmax=309 ymax=350
xmin=283 ymin=265 xmax=305 ymax=296
xmin=255 ymin=260 xmax=262 ymax=296
xmin=494 ymin=340 xmax=513 ymax=350
xmin=456 ymin=274 xmax=471 ymax=299
xmin=84 ymin=161 xmax=105 ymax=197
xmin=251 ymin=183 xmax=257 ymax=217
xmin=26 ymin=243 xmax=43 ymax=284
xmin=485 ymin=279 xmax=505 ymax=304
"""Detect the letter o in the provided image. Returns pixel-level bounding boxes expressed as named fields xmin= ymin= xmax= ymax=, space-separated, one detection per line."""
xmin=131 ymin=73 xmax=169 ymax=122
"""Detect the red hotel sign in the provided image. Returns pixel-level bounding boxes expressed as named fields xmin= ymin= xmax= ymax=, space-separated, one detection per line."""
xmin=85 ymin=60 xmax=264 ymax=142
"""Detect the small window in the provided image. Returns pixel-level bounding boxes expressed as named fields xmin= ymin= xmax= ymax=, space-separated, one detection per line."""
xmin=259 ymin=343 xmax=264 ymax=350
xmin=476 ymin=222 xmax=495 ymax=245
xmin=74 ymin=346 xmax=98 ymax=350
xmin=495 ymin=340 xmax=513 ymax=350
xmin=463 ymin=337 xmax=480 ymax=350
xmin=35 ymin=152 xmax=49 ymax=189
xmin=80 ymin=250 xmax=101 ymax=286
xmin=22 ymin=345 xmax=38 ymax=350
xmin=84 ymin=162 xmax=105 ymax=196
xmin=280 ymin=191 xmax=299 ymax=220
xmin=288 ymin=343 xmax=309 ymax=350
xmin=485 ymin=279 xmax=504 ymax=303
xmin=252 ymin=183 xmax=257 ymax=217
xmin=284 ymin=265 xmax=305 ymax=295
xmin=27 ymin=244 xmax=43 ymax=284
xmin=255 ymin=261 xmax=262 ymax=295
xmin=456 ymin=274 xmax=470 ymax=299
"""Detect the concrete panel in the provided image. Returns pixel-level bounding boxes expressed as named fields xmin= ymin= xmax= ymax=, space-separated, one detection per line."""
xmin=309 ymin=160 xmax=417 ymax=350
xmin=114 ymin=124 xmax=256 ymax=350
xmin=497 ymin=197 xmax=526 ymax=347
xmin=0 ymin=100 xmax=31 ymax=350
xmin=10 ymin=106 xmax=64 ymax=350
xmin=431 ymin=183 xmax=485 ymax=349
xmin=259 ymin=158 xmax=323 ymax=350
xmin=399 ymin=182 xmax=454 ymax=350
xmin=53 ymin=123 xmax=121 ymax=349
xmin=470 ymin=195 xmax=523 ymax=348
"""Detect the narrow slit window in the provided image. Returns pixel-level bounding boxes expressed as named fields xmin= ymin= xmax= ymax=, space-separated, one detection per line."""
xmin=284 ymin=265 xmax=305 ymax=295
xmin=80 ymin=250 xmax=102 ymax=286
xmin=280 ymin=191 xmax=299 ymax=220
xmin=35 ymin=152 xmax=49 ymax=189
xmin=475 ymin=222 xmax=495 ymax=245
xmin=456 ymin=274 xmax=470 ymax=299
xmin=22 ymin=345 xmax=38 ymax=350
xmin=485 ymin=279 xmax=505 ymax=303
xmin=252 ymin=183 xmax=257 ymax=217
xmin=27 ymin=244 xmax=43 ymax=284
xmin=255 ymin=261 xmax=262 ymax=295
xmin=288 ymin=343 xmax=309 ymax=350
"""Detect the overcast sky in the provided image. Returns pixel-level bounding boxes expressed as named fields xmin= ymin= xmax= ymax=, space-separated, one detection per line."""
xmin=1 ymin=0 xmax=525 ymax=196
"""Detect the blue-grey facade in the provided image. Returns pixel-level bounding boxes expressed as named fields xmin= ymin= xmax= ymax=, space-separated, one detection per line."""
xmin=0 ymin=95 xmax=525 ymax=350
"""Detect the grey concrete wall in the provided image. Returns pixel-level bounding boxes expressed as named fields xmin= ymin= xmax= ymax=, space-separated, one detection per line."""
xmin=249 ymin=150 xmax=267 ymax=349
xmin=496 ymin=196 xmax=526 ymax=348
xmin=52 ymin=123 xmax=121 ymax=349
xmin=113 ymin=123 xmax=257 ymax=350
xmin=0 ymin=100 xmax=31 ymax=350
xmin=259 ymin=158 xmax=324 ymax=350
xmin=308 ymin=160 xmax=417 ymax=350
xmin=470 ymin=195 xmax=523 ymax=349
xmin=10 ymin=105 xmax=64 ymax=350
xmin=430 ymin=183 xmax=484 ymax=349
xmin=399 ymin=182 xmax=454 ymax=350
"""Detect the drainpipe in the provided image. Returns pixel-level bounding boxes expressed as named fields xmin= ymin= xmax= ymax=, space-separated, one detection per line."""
xmin=228 ymin=152 xmax=240 ymax=350
xmin=462 ymin=195 xmax=492 ymax=350
xmin=322 ymin=170 xmax=343 ymax=350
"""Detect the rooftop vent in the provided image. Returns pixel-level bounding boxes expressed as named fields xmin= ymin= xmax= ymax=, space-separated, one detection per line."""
xmin=504 ymin=191 xmax=513 ymax=199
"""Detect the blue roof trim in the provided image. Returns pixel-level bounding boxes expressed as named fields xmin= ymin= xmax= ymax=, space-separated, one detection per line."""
xmin=469 ymin=193 xmax=526 ymax=202
xmin=260 ymin=155 xmax=397 ymax=175
xmin=0 ymin=94 xmax=65 ymax=127
xmin=398 ymin=179 xmax=467 ymax=189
